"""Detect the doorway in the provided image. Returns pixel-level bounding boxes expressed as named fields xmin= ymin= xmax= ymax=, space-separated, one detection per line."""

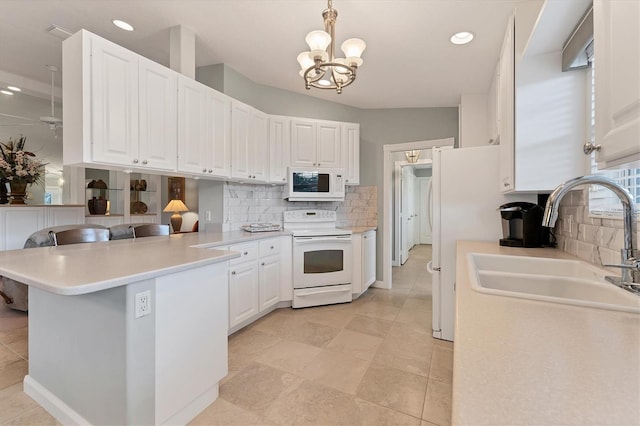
xmin=381 ymin=138 xmax=455 ymax=289
xmin=394 ymin=160 xmax=433 ymax=266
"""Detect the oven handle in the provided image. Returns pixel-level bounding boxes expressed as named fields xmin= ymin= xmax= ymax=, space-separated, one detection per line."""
xmin=294 ymin=236 xmax=352 ymax=245
xmin=295 ymin=286 xmax=352 ymax=296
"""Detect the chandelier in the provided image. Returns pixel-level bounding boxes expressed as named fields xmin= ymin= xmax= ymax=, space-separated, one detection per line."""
xmin=297 ymin=0 xmax=366 ymax=94
xmin=405 ymin=150 xmax=421 ymax=163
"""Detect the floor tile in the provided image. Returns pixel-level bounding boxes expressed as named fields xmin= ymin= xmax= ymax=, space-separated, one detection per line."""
xmin=189 ymin=397 xmax=275 ymax=426
xmin=256 ymin=340 xmax=321 ymax=375
xmin=227 ymin=328 xmax=281 ymax=372
xmin=422 ymin=379 xmax=452 ymax=426
xmin=345 ymin=314 xmax=394 ymax=338
xmin=326 ymin=329 xmax=383 ymax=361
xmin=356 ymin=301 xmax=401 ymax=321
xmin=299 ymin=349 xmax=370 ymax=395
xmin=429 ymin=346 xmax=454 ymax=384
xmin=356 ymin=363 xmax=428 ymax=418
xmin=0 ymin=347 xmax=27 ymax=390
xmin=0 ymin=383 xmax=40 ymax=424
xmin=1 ymin=405 xmax=60 ymax=426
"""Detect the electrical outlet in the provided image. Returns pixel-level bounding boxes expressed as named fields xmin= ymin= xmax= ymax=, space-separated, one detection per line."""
xmin=205 ymin=210 xmax=212 ymax=221
xmin=135 ymin=290 xmax=151 ymax=318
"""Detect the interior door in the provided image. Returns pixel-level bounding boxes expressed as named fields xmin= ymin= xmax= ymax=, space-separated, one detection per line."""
xmin=419 ymin=177 xmax=433 ymax=244
xmin=400 ymin=167 xmax=410 ymax=265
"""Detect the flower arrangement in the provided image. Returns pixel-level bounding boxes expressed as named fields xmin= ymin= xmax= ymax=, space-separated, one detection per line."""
xmin=0 ymin=136 xmax=46 ymax=185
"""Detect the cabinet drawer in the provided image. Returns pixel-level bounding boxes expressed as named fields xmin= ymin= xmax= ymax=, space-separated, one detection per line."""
xmin=229 ymin=242 xmax=258 ymax=265
xmin=259 ymin=238 xmax=282 ymax=257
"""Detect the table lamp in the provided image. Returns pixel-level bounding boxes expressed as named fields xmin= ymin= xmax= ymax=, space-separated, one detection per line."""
xmin=163 ymin=199 xmax=189 ymax=233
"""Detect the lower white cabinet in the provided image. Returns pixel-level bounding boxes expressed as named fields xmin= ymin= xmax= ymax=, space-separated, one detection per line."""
xmin=227 ymin=236 xmax=292 ymax=332
xmin=352 ymin=230 xmax=377 ymax=295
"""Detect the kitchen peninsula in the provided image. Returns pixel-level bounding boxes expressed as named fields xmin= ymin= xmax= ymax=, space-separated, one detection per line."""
xmin=0 ymin=232 xmax=292 ymax=425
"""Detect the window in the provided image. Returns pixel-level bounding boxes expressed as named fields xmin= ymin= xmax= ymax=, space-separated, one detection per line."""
xmin=588 ymin=55 xmax=640 ymax=216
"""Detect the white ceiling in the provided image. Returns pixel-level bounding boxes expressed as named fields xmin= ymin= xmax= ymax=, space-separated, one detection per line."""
xmin=0 ymin=0 xmax=538 ymax=109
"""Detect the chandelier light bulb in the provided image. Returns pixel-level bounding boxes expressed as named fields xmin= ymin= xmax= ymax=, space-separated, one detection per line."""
xmin=297 ymin=52 xmax=314 ymax=74
xmin=341 ymin=38 xmax=366 ymax=58
xmin=305 ymin=30 xmax=332 ymax=51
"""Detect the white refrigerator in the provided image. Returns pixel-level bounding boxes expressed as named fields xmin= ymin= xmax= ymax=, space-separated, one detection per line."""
xmin=430 ymin=145 xmax=535 ymax=341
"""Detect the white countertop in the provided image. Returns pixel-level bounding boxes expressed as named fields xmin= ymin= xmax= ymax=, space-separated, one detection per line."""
xmin=0 ymin=231 xmax=291 ymax=296
xmin=453 ymin=241 xmax=640 ymax=426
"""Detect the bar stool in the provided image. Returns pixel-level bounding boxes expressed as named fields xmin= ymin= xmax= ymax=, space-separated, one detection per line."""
xmin=49 ymin=228 xmax=110 ymax=246
xmin=130 ymin=224 xmax=170 ymax=238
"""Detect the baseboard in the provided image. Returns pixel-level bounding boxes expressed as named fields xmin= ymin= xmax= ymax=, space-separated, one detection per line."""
xmin=370 ymin=280 xmax=387 ymax=289
xmin=160 ymin=384 xmax=218 ymax=425
xmin=23 ymin=375 xmax=91 ymax=426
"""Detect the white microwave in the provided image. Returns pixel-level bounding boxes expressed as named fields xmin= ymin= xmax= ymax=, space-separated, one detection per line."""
xmin=284 ymin=167 xmax=346 ymax=201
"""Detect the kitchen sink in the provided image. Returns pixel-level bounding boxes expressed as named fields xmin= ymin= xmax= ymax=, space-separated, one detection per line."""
xmin=468 ymin=253 xmax=640 ymax=314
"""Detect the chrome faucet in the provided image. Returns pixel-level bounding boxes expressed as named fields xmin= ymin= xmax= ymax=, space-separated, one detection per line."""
xmin=542 ymin=175 xmax=639 ymax=293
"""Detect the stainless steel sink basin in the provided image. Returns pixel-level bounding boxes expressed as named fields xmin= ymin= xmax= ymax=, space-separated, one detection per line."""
xmin=468 ymin=253 xmax=640 ymax=314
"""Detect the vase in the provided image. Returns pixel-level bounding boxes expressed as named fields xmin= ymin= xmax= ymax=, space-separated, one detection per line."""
xmin=0 ymin=179 xmax=8 ymax=204
xmin=5 ymin=181 xmax=28 ymax=205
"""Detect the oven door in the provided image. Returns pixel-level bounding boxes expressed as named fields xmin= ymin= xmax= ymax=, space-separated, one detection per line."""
xmin=293 ymin=235 xmax=352 ymax=289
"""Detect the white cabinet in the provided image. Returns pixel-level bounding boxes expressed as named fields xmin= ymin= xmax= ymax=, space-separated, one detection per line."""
xmin=229 ymin=261 xmax=260 ymax=328
xmin=498 ymin=15 xmax=515 ymax=192
xmin=47 ymin=206 xmax=85 ymax=227
xmin=341 ymin=123 xmax=360 ymax=185
xmin=177 ymin=77 xmax=231 ymax=178
xmin=362 ymin=230 xmax=376 ymax=289
xmin=63 ymin=30 xmax=177 ymax=172
xmin=138 ymin=58 xmax=177 ymax=171
xmin=89 ymin=34 xmax=140 ymax=167
xmin=291 ymin=119 xmax=342 ymax=168
xmin=351 ymin=230 xmax=377 ymax=295
xmin=594 ymin=0 xmax=640 ymax=168
xmin=251 ymin=109 xmax=269 ymax=182
xmin=268 ymin=116 xmax=291 ymax=184
xmin=498 ymin=13 xmax=587 ymax=192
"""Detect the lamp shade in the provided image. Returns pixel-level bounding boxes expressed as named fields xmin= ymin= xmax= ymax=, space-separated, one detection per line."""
xmin=341 ymin=38 xmax=366 ymax=58
xmin=305 ymin=30 xmax=331 ymax=51
xmin=163 ymin=199 xmax=189 ymax=213
xmin=297 ymin=52 xmax=314 ymax=76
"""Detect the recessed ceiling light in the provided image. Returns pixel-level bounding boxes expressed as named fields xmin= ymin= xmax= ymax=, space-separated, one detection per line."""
xmin=112 ymin=19 xmax=134 ymax=31
xmin=7 ymin=86 xmax=21 ymax=92
xmin=450 ymin=31 xmax=474 ymax=45
xmin=0 ymin=90 xmax=14 ymax=95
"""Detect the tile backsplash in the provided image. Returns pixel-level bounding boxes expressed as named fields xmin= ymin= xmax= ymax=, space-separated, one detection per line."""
xmin=554 ymin=188 xmax=638 ymax=271
xmin=222 ymin=183 xmax=377 ymax=231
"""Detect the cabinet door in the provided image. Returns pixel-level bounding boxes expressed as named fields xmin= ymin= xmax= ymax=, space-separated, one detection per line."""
xmin=268 ymin=116 xmax=291 ymax=184
xmin=341 ymin=123 xmax=360 ymax=185
xmin=594 ymin=0 xmax=640 ymax=168
xmin=138 ymin=58 xmax=177 ymax=171
xmin=0 ymin=207 xmax=46 ymax=250
xmin=316 ymin=121 xmax=342 ymax=168
xmin=208 ymin=90 xmax=232 ymax=178
xmin=229 ymin=262 xmax=259 ymax=328
xmin=259 ymin=256 xmax=280 ymax=312
xmin=251 ymin=109 xmax=269 ymax=182
xmin=290 ymin=118 xmax=317 ymax=167
xmin=363 ymin=231 xmax=376 ymax=289
xmin=90 ymin=36 xmax=139 ymax=166
xmin=498 ymin=15 xmax=515 ymax=192
xmin=231 ymin=102 xmax=252 ymax=180
xmin=177 ymin=77 xmax=209 ymax=175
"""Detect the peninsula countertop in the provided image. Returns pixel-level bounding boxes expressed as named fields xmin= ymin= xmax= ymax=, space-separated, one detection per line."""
xmin=453 ymin=241 xmax=640 ymax=426
xmin=0 ymin=230 xmax=292 ymax=296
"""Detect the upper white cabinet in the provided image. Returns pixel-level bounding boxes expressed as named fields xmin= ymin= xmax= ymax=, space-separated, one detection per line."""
xmin=341 ymin=123 xmax=360 ymax=185
xmin=139 ymin=58 xmax=178 ymax=171
xmin=498 ymin=16 xmax=515 ymax=192
xmin=231 ymin=101 xmax=253 ymax=180
xmin=63 ymin=30 xmax=177 ymax=172
xmin=268 ymin=116 xmax=291 ymax=184
xmin=291 ymin=119 xmax=341 ymax=168
xmin=498 ymin=11 xmax=588 ymax=193
xmin=177 ymin=77 xmax=231 ymax=178
xmin=251 ymin=109 xmax=269 ymax=182
xmin=593 ymin=0 xmax=640 ymax=168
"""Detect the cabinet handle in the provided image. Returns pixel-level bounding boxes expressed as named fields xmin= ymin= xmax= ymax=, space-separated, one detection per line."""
xmin=318 ymin=163 xmax=321 ymax=166
xmin=503 ymin=182 xmax=510 ymax=187
xmin=261 ymin=262 xmax=265 ymax=266
xmin=203 ymin=168 xmax=207 ymax=173
xmin=208 ymin=169 xmax=213 ymax=173
xmin=231 ymin=271 xmax=236 ymax=275
xmin=282 ymin=178 xmax=285 ymax=181
xmin=142 ymin=160 xmax=148 ymax=165
xmin=270 ymin=246 xmax=274 ymax=249
xmin=243 ymin=251 xmax=248 ymax=255
xmin=364 ymin=236 xmax=367 ymax=239
xmin=583 ymin=142 xmax=602 ymax=155
xmin=133 ymin=159 xmax=139 ymax=164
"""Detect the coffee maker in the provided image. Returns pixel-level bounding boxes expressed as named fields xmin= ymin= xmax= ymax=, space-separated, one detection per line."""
xmin=499 ymin=202 xmax=544 ymax=247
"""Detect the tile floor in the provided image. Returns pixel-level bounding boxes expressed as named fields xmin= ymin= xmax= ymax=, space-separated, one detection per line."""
xmin=0 ymin=244 xmax=453 ymax=425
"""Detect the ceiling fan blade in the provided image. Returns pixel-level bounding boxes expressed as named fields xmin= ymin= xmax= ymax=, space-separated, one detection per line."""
xmin=0 ymin=112 xmax=36 ymax=122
